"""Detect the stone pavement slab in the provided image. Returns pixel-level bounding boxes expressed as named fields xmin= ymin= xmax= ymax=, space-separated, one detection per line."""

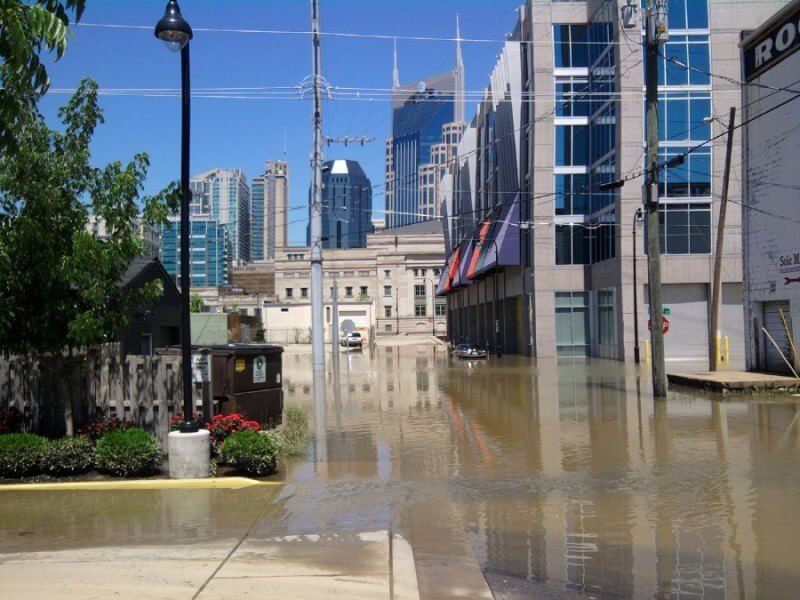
xmin=0 ymin=542 xmax=236 ymax=599
xmin=0 ymin=530 xmax=420 ymax=600
xmin=668 ymin=370 xmax=800 ymax=392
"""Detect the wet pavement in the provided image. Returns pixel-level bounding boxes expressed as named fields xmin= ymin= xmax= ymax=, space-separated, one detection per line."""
xmin=2 ymin=344 xmax=800 ymax=599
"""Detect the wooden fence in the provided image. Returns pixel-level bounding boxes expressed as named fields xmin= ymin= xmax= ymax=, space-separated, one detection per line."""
xmin=0 ymin=348 xmax=201 ymax=449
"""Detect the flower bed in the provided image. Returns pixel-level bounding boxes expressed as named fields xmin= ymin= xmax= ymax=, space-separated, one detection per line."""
xmin=0 ymin=407 xmax=310 ymax=483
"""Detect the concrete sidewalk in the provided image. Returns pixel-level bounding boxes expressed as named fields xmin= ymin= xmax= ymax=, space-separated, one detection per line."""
xmin=0 ymin=530 xmax=419 ymax=599
xmin=668 ymin=370 xmax=800 ymax=392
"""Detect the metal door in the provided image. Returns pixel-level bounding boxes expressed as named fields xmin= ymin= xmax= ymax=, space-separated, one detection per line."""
xmin=763 ymin=301 xmax=792 ymax=374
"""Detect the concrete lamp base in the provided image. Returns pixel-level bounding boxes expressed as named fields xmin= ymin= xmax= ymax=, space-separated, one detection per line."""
xmin=168 ymin=429 xmax=211 ymax=479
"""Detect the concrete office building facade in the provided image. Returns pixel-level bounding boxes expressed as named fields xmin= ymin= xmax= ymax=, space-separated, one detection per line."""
xmin=87 ymin=215 xmax=161 ymax=258
xmin=438 ymin=0 xmax=785 ymax=361
xmin=741 ymin=0 xmax=800 ymax=374
xmin=251 ymin=160 xmax=289 ymax=261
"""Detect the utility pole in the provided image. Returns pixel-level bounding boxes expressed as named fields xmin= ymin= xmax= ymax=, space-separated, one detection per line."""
xmin=709 ymin=107 xmax=736 ymax=371
xmin=309 ymin=0 xmax=325 ymax=372
xmin=644 ymin=0 xmax=669 ymax=397
xmin=632 ymin=208 xmax=643 ymax=363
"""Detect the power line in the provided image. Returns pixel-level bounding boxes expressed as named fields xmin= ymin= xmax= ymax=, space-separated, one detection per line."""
xmin=75 ymin=21 xmax=651 ymax=46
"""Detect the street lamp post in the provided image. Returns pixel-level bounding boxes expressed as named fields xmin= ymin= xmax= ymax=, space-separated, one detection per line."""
xmin=632 ymin=208 xmax=643 ymax=364
xmin=155 ymin=0 xmax=197 ymax=433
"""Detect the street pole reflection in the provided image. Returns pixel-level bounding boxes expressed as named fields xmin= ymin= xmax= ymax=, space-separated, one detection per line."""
xmin=332 ymin=348 xmax=342 ymax=430
xmin=312 ymin=371 xmax=327 ymax=466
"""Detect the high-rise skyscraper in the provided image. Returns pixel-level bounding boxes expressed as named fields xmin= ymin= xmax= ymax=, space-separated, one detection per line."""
xmin=189 ymin=169 xmax=251 ymax=266
xmin=307 ymin=159 xmax=372 ymax=249
xmin=251 ymin=160 xmax=289 ymax=261
xmin=386 ymin=18 xmax=465 ymax=229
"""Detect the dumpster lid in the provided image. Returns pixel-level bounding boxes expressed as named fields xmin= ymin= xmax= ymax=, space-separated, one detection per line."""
xmin=157 ymin=344 xmax=284 ymax=356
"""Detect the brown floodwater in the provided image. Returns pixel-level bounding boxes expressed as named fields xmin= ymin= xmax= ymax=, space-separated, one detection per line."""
xmin=1 ymin=344 xmax=799 ymax=599
xmin=279 ymin=345 xmax=800 ymax=599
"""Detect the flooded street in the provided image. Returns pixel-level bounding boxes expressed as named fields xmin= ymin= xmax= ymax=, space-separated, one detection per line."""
xmin=281 ymin=345 xmax=800 ymax=599
xmin=2 ymin=343 xmax=800 ymax=598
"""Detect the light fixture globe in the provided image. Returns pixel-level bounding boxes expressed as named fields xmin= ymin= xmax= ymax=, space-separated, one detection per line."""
xmin=155 ymin=0 xmax=193 ymax=52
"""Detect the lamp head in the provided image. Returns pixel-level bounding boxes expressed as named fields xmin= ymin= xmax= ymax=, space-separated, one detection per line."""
xmin=155 ymin=0 xmax=192 ymax=52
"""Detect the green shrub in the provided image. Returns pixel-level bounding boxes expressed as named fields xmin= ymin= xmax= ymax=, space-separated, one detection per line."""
xmin=94 ymin=429 xmax=162 ymax=477
xmin=219 ymin=430 xmax=279 ymax=476
xmin=279 ymin=407 xmax=309 ymax=457
xmin=0 ymin=433 xmax=48 ymax=478
xmin=42 ymin=436 xmax=94 ymax=476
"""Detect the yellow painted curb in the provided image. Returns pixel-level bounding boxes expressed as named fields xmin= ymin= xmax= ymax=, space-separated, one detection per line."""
xmin=0 ymin=477 xmax=281 ymax=492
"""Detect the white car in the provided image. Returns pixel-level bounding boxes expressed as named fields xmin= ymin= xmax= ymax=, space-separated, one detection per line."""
xmin=340 ymin=331 xmax=363 ymax=348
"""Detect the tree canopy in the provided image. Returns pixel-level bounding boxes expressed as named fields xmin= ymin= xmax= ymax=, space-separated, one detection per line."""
xmin=0 ymin=78 xmax=180 ymax=356
xmin=0 ymin=0 xmax=87 ymax=150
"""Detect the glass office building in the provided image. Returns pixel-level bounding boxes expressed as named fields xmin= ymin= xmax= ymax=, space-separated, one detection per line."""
xmin=307 ymin=159 xmax=373 ymax=249
xmin=160 ymin=218 xmax=228 ymax=287
xmin=189 ymin=169 xmax=251 ymax=267
xmin=389 ymin=75 xmax=456 ymax=229
xmin=250 ymin=179 xmax=266 ymax=261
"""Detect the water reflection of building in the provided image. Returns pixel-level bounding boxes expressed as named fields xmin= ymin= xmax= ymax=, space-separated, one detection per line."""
xmin=283 ymin=347 xmax=451 ymax=478
xmin=440 ymin=357 xmax=800 ymax=598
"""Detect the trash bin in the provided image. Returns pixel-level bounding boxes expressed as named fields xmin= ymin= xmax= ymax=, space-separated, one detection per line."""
xmin=158 ymin=344 xmax=284 ymax=426
xmin=210 ymin=345 xmax=284 ymax=425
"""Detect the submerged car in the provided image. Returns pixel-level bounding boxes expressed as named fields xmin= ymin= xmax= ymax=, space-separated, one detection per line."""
xmin=340 ymin=331 xmax=363 ymax=348
xmin=452 ymin=343 xmax=488 ymax=359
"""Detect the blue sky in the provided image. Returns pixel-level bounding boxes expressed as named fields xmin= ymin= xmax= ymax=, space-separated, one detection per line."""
xmin=40 ymin=0 xmax=522 ymax=245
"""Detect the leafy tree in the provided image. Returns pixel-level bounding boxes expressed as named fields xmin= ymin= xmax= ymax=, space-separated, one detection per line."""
xmin=190 ymin=293 xmax=204 ymax=313
xmin=0 ymin=78 xmax=180 ymax=357
xmin=254 ymin=324 xmax=265 ymax=343
xmin=0 ymin=0 xmax=86 ymax=150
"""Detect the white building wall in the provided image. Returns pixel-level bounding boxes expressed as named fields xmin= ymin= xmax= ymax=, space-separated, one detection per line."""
xmin=742 ymin=9 xmax=800 ymax=373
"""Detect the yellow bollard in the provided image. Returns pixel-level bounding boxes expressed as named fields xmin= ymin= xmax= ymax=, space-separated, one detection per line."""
xmin=645 ymin=339 xmax=651 ymax=364
xmin=724 ymin=336 xmax=730 ymax=364
xmin=716 ymin=336 xmax=722 ymax=366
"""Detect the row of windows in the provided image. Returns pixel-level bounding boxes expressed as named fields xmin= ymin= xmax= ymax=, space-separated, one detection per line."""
xmin=657 ymin=0 xmax=709 ymax=31
xmin=650 ymin=203 xmax=712 ymax=255
xmin=658 ymin=92 xmax=711 ymax=142
xmin=652 ymin=35 xmax=711 ymax=87
xmin=553 ymin=23 xmax=614 ymax=70
xmin=555 ymin=124 xmax=589 ymax=167
xmin=555 ymin=202 xmax=712 ymax=264
xmin=381 ymin=303 xmax=445 ymax=318
xmin=284 ymin=286 xmax=371 ymax=300
xmin=658 ymin=146 xmax=711 ymax=198
xmin=555 ymin=219 xmax=617 ymax=265
xmin=554 ymin=165 xmax=615 ymax=218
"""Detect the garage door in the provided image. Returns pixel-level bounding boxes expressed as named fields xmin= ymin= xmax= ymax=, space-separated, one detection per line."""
xmin=661 ymin=284 xmax=708 ymax=361
xmin=763 ymin=301 xmax=792 ymax=374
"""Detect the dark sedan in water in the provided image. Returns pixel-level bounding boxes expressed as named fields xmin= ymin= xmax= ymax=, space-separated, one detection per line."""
xmin=451 ymin=343 xmax=488 ymax=359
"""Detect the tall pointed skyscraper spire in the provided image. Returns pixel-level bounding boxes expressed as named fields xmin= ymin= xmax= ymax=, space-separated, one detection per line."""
xmin=392 ymin=37 xmax=400 ymax=90
xmin=454 ymin=14 xmax=465 ymax=123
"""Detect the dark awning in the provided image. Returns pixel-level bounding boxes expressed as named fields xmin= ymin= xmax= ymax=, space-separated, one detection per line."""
xmin=435 ymin=257 xmax=450 ymax=296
